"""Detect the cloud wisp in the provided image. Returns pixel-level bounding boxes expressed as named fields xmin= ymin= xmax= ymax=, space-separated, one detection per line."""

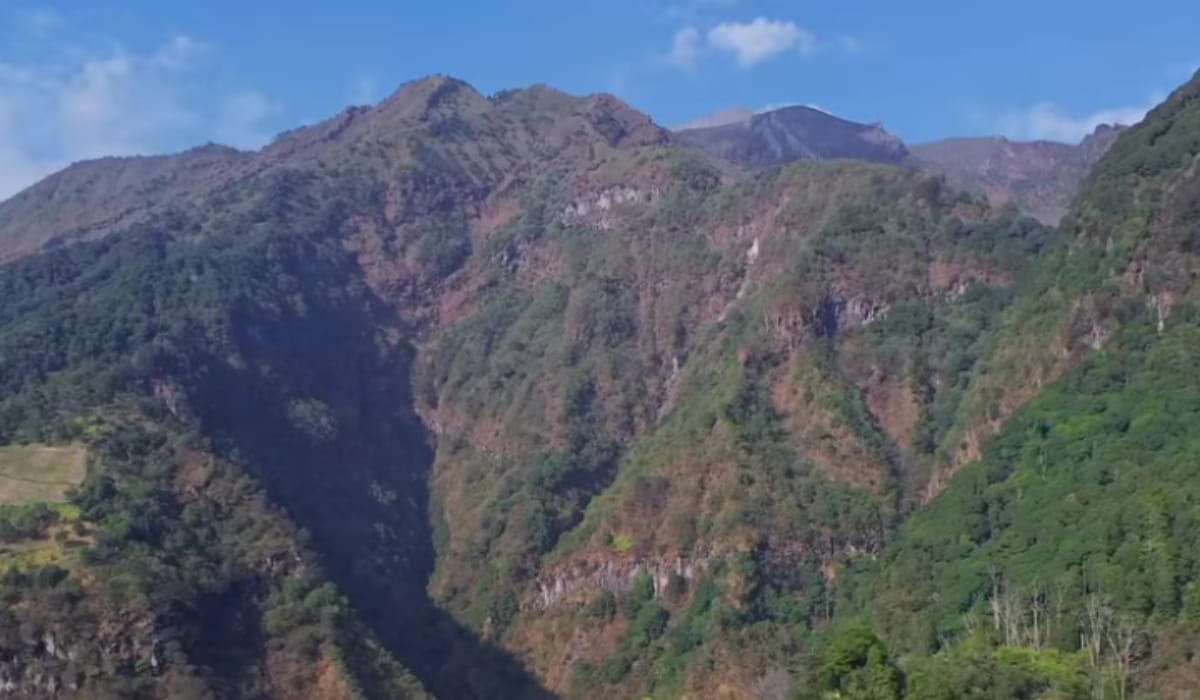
xmin=215 ymin=91 xmax=283 ymax=150
xmin=0 ymin=33 xmax=282 ymax=200
xmin=669 ymin=27 xmax=703 ymax=69
xmin=666 ymin=17 xmax=860 ymax=70
xmin=995 ymin=96 xmax=1162 ymax=143
xmin=707 ymin=18 xmax=818 ymax=67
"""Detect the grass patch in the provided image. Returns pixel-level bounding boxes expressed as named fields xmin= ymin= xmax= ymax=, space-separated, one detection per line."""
xmin=0 ymin=444 xmax=87 ymax=505
xmin=613 ymin=533 xmax=635 ymax=554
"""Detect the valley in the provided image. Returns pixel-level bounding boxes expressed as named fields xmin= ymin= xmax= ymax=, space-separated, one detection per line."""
xmin=0 ymin=65 xmax=1197 ymax=700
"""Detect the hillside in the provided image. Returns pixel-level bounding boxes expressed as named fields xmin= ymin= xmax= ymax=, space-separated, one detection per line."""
xmin=0 ymin=144 xmax=250 ymax=263
xmin=838 ymin=69 xmax=1200 ymax=698
xmin=0 ymin=69 xmax=1196 ymax=700
xmin=912 ymin=125 xmax=1123 ymax=224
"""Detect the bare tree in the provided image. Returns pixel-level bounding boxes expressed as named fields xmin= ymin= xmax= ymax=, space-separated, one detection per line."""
xmin=1029 ymin=581 xmax=1047 ymax=650
xmin=990 ymin=568 xmax=1003 ymax=635
xmin=1081 ymin=594 xmax=1109 ymax=668
xmin=1104 ymin=615 xmax=1137 ymax=700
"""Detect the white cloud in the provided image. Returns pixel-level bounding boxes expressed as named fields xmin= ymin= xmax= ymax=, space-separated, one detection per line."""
xmin=0 ymin=33 xmax=282 ymax=200
xmin=663 ymin=17 xmax=858 ymax=71
xmin=0 ymin=99 xmax=53 ymax=198
xmin=0 ymin=36 xmax=206 ymax=173
xmin=996 ymin=97 xmax=1161 ymax=143
xmin=707 ymin=18 xmax=817 ymax=67
xmin=215 ymin=91 xmax=280 ymax=150
xmin=669 ymin=27 xmax=702 ymax=69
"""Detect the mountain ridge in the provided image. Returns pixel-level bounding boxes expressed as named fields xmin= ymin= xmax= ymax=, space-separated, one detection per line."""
xmin=0 ymin=70 xmax=1198 ymax=699
xmin=0 ymin=78 xmax=1119 ymax=264
xmin=912 ymin=123 xmax=1124 ymax=224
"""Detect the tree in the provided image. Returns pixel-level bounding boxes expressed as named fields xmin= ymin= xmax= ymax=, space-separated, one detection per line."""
xmin=820 ymin=623 xmax=902 ymax=700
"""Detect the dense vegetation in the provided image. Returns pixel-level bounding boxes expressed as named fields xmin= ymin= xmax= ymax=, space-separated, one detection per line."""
xmin=821 ymin=70 xmax=1200 ymax=700
xmin=0 ymin=161 xmax=545 ymax=697
xmin=0 ymin=70 xmax=1198 ymax=699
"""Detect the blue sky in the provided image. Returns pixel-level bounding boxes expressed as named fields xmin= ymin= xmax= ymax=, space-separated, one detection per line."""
xmin=1 ymin=0 xmax=1197 ymax=198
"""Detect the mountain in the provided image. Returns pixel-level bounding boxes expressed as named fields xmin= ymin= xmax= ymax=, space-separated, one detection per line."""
xmin=673 ymin=105 xmax=1120 ymax=225
xmin=0 ymin=69 xmax=1199 ymax=700
xmin=0 ymin=144 xmax=249 ymax=263
xmin=672 ymin=105 xmax=910 ymax=167
xmin=840 ymin=70 xmax=1200 ymax=697
xmin=911 ymin=124 xmax=1124 ymax=224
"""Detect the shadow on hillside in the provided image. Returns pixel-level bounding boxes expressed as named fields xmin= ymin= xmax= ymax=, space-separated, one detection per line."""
xmin=193 ymin=305 xmax=556 ymax=699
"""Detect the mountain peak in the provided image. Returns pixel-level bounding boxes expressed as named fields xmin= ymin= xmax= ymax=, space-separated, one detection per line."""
xmin=673 ymin=103 xmax=909 ymax=167
xmin=376 ymin=74 xmax=489 ymax=120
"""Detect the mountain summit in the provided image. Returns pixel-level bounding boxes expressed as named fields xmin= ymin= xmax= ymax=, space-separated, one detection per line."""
xmin=673 ymin=104 xmax=910 ymax=166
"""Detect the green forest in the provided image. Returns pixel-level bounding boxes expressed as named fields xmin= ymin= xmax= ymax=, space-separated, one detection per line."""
xmin=0 ymin=66 xmax=1197 ymax=700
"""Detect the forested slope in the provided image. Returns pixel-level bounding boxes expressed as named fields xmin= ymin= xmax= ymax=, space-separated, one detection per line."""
xmin=827 ymin=69 xmax=1200 ymax=700
xmin=0 ymin=71 xmax=1196 ymax=699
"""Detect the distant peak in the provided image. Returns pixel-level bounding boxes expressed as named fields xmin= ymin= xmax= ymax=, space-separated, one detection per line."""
xmin=673 ymin=101 xmax=910 ymax=168
xmin=391 ymin=74 xmax=473 ymax=94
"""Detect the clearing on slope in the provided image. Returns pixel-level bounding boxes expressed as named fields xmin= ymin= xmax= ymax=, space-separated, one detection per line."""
xmin=0 ymin=444 xmax=86 ymax=505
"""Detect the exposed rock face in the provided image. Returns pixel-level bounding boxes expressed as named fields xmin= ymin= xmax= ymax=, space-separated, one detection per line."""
xmin=0 ymin=616 xmax=162 ymax=698
xmin=528 ymin=549 xmax=722 ymax=611
xmin=927 ymin=258 xmax=1013 ymax=298
xmin=564 ymin=185 xmax=660 ymax=229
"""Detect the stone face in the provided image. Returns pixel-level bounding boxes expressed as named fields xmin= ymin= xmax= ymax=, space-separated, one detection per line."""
xmin=529 ymin=549 xmax=722 ymax=611
xmin=564 ymin=185 xmax=660 ymax=230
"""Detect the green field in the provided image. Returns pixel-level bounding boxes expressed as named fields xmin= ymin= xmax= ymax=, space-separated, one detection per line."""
xmin=0 ymin=444 xmax=87 ymax=505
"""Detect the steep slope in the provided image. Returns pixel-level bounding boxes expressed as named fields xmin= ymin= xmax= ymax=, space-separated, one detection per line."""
xmin=829 ymin=70 xmax=1200 ymax=699
xmin=413 ymin=147 xmax=1057 ymax=698
xmin=0 ymin=74 xmax=1048 ymax=698
xmin=0 ymin=166 xmax=448 ymax=699
xmin=673 ymin=106 xmax=910 ymax=167
xmin=1 ymin=68 xmax=1196 ymax=700
xmin=912 ymin=125 xmax=1123 ymax=224
xmin=0 ymin=75 xmax=675 ymax=699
